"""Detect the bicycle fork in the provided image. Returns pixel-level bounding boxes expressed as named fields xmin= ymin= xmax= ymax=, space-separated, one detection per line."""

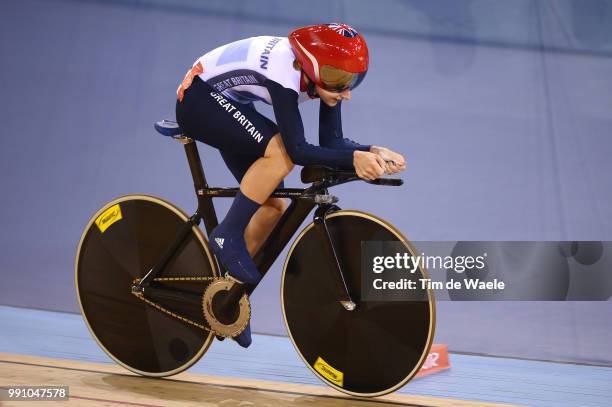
xmin=313 ymin=204 xmax=357 ymax=311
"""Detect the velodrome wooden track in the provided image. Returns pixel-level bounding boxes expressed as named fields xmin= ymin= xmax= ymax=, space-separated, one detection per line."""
xmin=2 ymin=306 xmax=612 ymax=406
xmin=0 ymin=353 xmax=514 ymax=407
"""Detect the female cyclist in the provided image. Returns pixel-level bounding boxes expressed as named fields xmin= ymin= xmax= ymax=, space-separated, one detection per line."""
xmin=175 ymin=23 xmax=406 ymax=348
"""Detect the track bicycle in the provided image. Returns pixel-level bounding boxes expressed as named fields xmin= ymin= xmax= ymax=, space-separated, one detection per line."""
xmin=75 ymin=119 xmax=435 ymax=397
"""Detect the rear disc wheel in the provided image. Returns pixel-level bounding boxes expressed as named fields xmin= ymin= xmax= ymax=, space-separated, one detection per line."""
xmin=75 ymin=195 xmax=218 ymax=376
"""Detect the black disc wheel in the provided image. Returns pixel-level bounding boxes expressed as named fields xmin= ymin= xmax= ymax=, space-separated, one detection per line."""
xmin=75 ymin=195 xmax=218 ymax=376
xmin=282 ymin=210 xmax=435 ymax=397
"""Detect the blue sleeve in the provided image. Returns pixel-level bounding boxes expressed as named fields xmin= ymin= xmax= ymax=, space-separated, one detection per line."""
xmin=319 ymin=100 xmax=371 ymax=152
xmin=265 ymin=79 xmax=355 ymax=168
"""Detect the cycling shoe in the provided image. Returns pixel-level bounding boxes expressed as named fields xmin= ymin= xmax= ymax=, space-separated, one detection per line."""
xmin=209 ymin=228 xmax=261 ymax=286
xmin=234 ymin=321 xmax=252 ymax=348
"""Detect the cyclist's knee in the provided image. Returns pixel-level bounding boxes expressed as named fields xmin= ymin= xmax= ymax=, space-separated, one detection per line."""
xmin=263 ymin=197 xmax=288 ymax=215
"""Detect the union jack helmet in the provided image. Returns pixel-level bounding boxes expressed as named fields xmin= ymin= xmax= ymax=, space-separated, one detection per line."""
xmin=289 ymin=23 xmax=368 ymax=92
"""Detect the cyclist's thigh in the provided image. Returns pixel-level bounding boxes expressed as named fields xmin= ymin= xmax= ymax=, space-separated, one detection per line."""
xmin=220 ymin=150 xmax=284 ymax=188
xmin=176 ymin=77 xmax=278 ymax=156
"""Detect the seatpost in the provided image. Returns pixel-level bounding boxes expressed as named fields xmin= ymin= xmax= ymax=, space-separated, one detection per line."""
xmin=183 ymin=139 xmax=219 ymax=236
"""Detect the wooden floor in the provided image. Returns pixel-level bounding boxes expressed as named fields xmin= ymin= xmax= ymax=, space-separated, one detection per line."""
xmin=0 ymin=353 xmax=513 ymax=407
xmin=1 ymin=305 xmax=612 ymax=406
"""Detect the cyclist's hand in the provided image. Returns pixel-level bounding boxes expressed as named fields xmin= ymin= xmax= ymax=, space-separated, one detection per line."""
xmin=353 ymin=150 xmax=386 ymax=180
xmin=370 ymin=146 xmax=406 ymax=175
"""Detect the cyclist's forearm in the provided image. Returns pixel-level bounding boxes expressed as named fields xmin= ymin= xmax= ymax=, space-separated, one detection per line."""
xmin=322 ymin=137 xmax=371 ymax=151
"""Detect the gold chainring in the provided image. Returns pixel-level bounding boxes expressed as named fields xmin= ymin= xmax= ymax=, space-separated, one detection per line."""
xmin=202 ymin=278 xmax=250 ymax=338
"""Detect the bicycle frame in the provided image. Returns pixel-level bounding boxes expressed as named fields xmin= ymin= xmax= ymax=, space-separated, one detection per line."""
xmin=135 ymin=138 xmax=357 ymax=311
xmin=76 ymin=129 xmax=433 ymax=394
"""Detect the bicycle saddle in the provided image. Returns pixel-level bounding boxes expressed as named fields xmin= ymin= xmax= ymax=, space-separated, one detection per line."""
xmin=154 ymin=120 xmax=183 ymax=138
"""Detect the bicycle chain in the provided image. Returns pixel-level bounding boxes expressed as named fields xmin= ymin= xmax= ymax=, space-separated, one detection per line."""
xmin=131 ymin=276 xmax=215 ymax=332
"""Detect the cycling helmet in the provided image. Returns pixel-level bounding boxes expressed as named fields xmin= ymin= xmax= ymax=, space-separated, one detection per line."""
xmin=289 ymin=23 xmax=368 ymax=92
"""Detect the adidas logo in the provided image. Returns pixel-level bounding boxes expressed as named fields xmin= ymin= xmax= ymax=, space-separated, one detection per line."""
xmin=215 ymin=237 xmax=224 ymax=249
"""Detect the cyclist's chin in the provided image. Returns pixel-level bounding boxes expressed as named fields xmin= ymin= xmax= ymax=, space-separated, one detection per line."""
xmin=322 ymin=98 xmax=340 ymax=107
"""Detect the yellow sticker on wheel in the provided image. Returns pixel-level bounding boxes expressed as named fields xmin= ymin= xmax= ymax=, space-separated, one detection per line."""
xmin=314 ymin=357 xmax=344 ymax=387
xmin=95 ymin=204 xmax=123 ymax=233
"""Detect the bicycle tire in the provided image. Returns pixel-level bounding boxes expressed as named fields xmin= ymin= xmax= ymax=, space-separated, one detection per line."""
xmin=75 ymin=195 xmax=218 ymax=377
xmin=281 ymin=210 xmax=435 ymax=397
